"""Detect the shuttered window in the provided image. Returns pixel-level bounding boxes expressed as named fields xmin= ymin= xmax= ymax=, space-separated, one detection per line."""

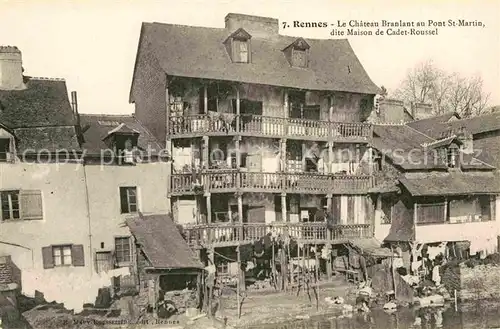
xmin=42 ymin=244 xmax=85 ymax=268
xmin=1 ymin=189 xmax=42 ymax=221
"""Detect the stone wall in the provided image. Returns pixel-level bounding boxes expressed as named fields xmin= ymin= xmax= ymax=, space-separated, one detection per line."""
xmin=459 ymin=264 xmax=500 ymax=300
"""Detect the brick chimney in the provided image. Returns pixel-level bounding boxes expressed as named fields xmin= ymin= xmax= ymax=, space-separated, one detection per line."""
xmin=225 ymin=13 xmax=279 ymax=38
xmin=411 ymin=102 xmax=433 ymax=120
xmin=371 ymin=98 xmax=411 ymax=124
xmin=0 ymin=46 xmax=25 ymax=90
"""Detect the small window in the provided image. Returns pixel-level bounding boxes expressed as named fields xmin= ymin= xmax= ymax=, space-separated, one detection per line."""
xmin=292 ymin=49 xmax=307 ymax=68
xmin=0 ymin=138 xmax=11 ymax=162
xmin=1 ymin=190 xmax=20 ymax=220
xmin=52 ymin=245 xmax=72 ymax=266
xmin=447 ymin=147 xmax=458 ymax=168
xmin=217 ymin=262 xmax=229 ymax=275
xmin=234 ymin=40 xmax=249 ymax=63
xmin=114 ymin=237 xmax=131 ymax=263
xmin=120 ymin=187 xmax=138 ymax=214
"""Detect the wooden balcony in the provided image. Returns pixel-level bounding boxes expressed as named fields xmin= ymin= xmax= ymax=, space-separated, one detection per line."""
xmin=168 ymin=114 xmax=372 ymax=142
xmin=183 ymin=223 xmax=371 ymax=248
xmin=171 ymin=171 xmax=373 ymax=195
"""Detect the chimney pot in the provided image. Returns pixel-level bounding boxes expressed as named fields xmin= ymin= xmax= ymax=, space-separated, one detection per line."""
xmin=225 ymin=13 xmax=279 ymax=38
xmin=0 ymin=45 xmax=25 ymax=90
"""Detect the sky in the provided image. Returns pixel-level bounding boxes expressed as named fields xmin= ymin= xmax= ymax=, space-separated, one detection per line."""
xmin=0 ymin=0 xmax=499 ymax=115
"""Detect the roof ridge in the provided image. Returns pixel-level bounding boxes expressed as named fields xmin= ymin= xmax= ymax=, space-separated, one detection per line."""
xmin=421 ymin=135 xmax=457 ymax=147
xmin=29 ymin=76 xmax=66 ymax=81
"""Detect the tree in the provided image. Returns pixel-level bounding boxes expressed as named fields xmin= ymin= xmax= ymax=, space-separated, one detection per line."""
xmin=393 ymin=60 xmax=490 ymax=118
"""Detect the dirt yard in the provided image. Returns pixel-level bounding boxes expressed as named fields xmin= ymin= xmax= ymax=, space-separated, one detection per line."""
xmin=20 ymin=276 xmax=358 ymax=329
xmin=214 ymin=275 xmax=358 ymax=328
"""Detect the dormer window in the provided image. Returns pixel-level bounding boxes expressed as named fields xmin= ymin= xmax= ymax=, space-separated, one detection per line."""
xmin=224 ymin=28 xmax=252 ymax=63
xmin=0 ymin=124 xmax=15 ymax=162
xmin=234 ymin=40 xmax=249 ymax=63
xmin=0 ymin=138 xmax=11 ymax=162
xmin=447 ymin=144 xmax=459 ymax=168
xmin=102 ymin=123 xmax=140 ymax=165
xmin=283 ymin=38 xmax=310 ymax=68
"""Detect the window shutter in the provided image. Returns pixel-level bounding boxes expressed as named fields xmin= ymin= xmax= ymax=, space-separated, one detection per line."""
xmin=72 ymin=244 xmax=85 ymax=267
xmin=20 ymin=190 xmax=43 ymax=220
xmin=119 ymin=188 xmax=129 ymax=213
xmin=42 ymin=246 xmax=54 ymax=269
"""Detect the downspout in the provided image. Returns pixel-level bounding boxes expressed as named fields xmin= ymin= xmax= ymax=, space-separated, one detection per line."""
xmin=73 ymin=90 xmax=93 ymax=276
xmin=82 ymin=162 xmax=93 ymax=276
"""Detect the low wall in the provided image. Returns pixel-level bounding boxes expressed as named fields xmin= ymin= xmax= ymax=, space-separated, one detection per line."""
xmin=459 ymin=264 xmax=500 ymax=300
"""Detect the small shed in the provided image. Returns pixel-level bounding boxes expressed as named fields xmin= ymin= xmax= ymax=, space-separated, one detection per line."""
xmin=126 ymin=214 xmax=204 ymax=312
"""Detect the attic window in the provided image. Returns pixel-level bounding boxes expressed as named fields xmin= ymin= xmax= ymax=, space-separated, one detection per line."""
xmin=0 ymin=138 xmax=12 ymax=162
xmin=225 ymin=28 xmax=252 ymax=63
xmin=234 ymin=40 xmax=249 ymax=63
xmin=292 ymin=49 xmax=307 ymax=67
xmin=447 ymin=145 xmax=459 ymax=168
xmin=284 ymin=38 xmax=310 ymax=68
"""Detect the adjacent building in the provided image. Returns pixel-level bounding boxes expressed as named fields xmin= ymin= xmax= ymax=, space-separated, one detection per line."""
xmin=0 ymin=46 xmax=169 ymax=310
xmin=370 ymin=112 xmax=500 ymax=270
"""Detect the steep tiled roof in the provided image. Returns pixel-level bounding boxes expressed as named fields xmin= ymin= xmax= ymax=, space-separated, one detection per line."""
xmin=0 ymin=77 xmax=80 ymax=152
xmin=408 ymin=112 xmax=500 ymax=138
xmin=406 ymin=111 xmax=460 ymax=137
xmin=372 ymin=125 xmax=494 ymax=170
xmin=130 ymin=21 xmax=380 ymax=101
xmin=399 ymin=172 xmax=500 ymax=196
xmin=126 ymin=214 xmax=203 ymax=269
xmin=14 ymin=126 xmax=80 ymax=152
xmin=0 ymin=77 xmax=76 ymax=128
xmin=79 ymin=114 xmax=163 ymax=154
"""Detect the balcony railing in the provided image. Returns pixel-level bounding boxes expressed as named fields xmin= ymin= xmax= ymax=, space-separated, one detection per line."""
xmin=171 ymin=171 xmax=373 ymax=195
xmin=183 ymin=222 xmax=371 ymax=247
xmin=168 ymin=114 xmax=371 ymax=141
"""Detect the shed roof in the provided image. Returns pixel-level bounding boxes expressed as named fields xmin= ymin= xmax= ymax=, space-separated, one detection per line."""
xmin=399 ymin=172 xmax=500 ymax=196
xmin=126 ymin=214 xmax=204 ymax=270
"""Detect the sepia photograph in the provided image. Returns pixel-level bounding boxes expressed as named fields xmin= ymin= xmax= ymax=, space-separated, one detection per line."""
xmin=0 ymin=0 xmax=499 ymax=328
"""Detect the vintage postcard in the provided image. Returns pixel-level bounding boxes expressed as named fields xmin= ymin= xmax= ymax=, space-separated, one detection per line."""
xmin=0 ymin=0 xmax=499 ymax=328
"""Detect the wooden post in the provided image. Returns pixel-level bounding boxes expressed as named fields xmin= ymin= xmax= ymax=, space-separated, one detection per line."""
xmin=281 ymin=192 xmax=287 ymax=222
xmin=236 ymin=244 xmax=242 ymax=318
xmin=165 ymin=84 xmax=171 ymax=153
xmin=288 ymin=242 xmax=293 ymax=286
xmin=328 ymin=141 xmax=334 ymax=174
xmin=206 ymin=193 xmax=212 ymax=224
xmin=390 ymin=245 xmax=397 ymax=300
xmin=208 ymin=249 xmax=215 ymax=318
xmin=236 ymin=85 xmax=241 ymax=131
xmin=280 ymin=138 xmax=287 ymax=172
xmin=280 ymin=247 xmax=287 ymax=291
xmin=315 ymin=245 xmax=319 ymax=310
xmin=272 ymin=242 xmax=276 ymax=290
xmin=237 ymin=192 xmax=243 ymax=241
xmin=413 ymin=201 xmax=418 ymax=239
xmin=204 ymin=85 xmax=208 ymax=114
xmin=202 ymin=135 xmax=209 ymax=170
